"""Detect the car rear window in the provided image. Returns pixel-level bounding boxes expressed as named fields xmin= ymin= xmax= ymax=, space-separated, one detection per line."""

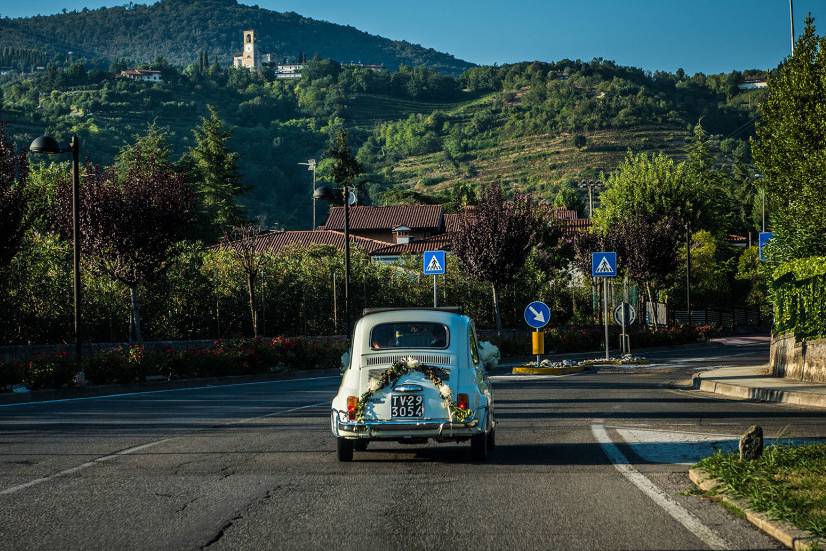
xmin=369 ymin=322 xmax=449 ymax=350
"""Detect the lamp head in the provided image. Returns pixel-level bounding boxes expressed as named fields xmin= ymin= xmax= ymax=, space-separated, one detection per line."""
xmin=29 ymin=135 xmax=64 ymax=155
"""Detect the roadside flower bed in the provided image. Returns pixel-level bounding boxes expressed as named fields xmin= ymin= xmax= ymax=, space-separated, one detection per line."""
xmin=0 ymin=337 xmax=348 ymax=391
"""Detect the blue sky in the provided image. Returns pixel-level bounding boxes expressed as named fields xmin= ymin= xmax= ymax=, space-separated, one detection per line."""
xmin=3 ymin=0 xmax=824 ymax=74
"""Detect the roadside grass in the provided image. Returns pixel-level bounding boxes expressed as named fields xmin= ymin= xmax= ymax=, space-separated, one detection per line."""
xmin=696 ymin=444 xmax=826 ymax=537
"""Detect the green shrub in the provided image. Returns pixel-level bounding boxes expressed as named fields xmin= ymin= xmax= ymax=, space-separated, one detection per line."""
xmin=772 ymin=256 xmax=826 ymax=339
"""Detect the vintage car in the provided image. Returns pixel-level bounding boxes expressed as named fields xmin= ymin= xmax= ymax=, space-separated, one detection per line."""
xmin=331 ymin=307 xmax=496 ymax=462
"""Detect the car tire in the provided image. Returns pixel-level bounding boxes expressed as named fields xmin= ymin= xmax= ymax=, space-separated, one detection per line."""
xmin=471 ymin=431 xmax=488 ymax=461
xmin=337 ymin=437 xmax=354 ymax=462
xmin=354 ymin=440 xmax=369 ymax=452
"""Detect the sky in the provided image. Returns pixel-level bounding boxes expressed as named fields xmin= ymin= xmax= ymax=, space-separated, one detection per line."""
xmin=2 ymin=0 xmax=824 ymax=74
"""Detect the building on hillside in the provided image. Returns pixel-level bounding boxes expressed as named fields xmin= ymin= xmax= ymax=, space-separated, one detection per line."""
xmin=118 ymin=69 xmax=163 ymax=82
xmin=274 ymin=63 xmax=304 ymax=79
xmin=233 ymin=30 xmax=260 ymax=70
xmin=737 ymin=78 xmax=768 ymax=90
xmin=343 ymin=62 xmax=385 ymax=71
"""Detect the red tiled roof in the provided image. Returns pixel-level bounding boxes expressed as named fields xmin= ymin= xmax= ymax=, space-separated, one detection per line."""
xmin=371 ymin=233 xmax=454 ymax=256
xmin=558 ymin=218 xmax=592 ymax=236
xmin=443 ymin=213 xmax=463 ymax=233
xmin=323 ymin=205 xmax=444 ymax=231
xmin=237 ymin=230 xmax=388 ymax=254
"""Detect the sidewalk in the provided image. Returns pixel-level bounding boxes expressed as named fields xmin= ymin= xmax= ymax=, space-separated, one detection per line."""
xmin=694 ymin=365 xmax=826 ymax=409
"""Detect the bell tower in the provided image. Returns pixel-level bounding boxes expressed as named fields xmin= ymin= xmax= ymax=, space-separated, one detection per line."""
xmin=241 ymin=30 xmax=258 ymax=70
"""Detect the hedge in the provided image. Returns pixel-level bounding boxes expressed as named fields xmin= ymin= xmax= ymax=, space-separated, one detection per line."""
xmin=0 ymin=337 xmax=348 ymax=391
xmin=772 ymin=257 xmax=826 ymax=339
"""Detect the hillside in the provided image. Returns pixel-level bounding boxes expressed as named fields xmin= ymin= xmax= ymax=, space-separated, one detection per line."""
xmin=0 ymin=56 xmax=765 ymax=229
xmin=0 ymin=0 xmax=473 ymax=74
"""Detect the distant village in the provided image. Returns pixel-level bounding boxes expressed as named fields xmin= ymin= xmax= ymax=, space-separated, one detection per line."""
xmin=112 ymin=30 xmax=383 ymax=83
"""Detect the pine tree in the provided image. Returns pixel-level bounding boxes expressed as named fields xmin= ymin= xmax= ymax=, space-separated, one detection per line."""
xmin=189 ymin=105 xmax=247 ymax=241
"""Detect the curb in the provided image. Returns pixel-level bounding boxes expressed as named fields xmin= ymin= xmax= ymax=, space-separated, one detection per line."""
xmin=695 ymin=378 xmax=826 ymax=410
xmin=511 ymin=365 xmax=585 ymax=375
xmin=688 ymin=467 xmax=826 ymax=550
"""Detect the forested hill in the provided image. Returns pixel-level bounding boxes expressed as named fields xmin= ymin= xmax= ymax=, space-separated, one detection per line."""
xmin=0 ymin=0 xmax=473 ymax=73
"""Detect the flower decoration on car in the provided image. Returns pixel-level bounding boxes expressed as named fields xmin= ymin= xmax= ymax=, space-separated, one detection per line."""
xmin=353 ymin=357 xmax=473 ymax=423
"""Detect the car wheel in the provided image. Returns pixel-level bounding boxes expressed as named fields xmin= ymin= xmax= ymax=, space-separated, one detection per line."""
xmin=354 ymin=440 xmax=369 ymax=452
xmin=337 ymin=437 xmax=354 ymax=462
xmin=471 ymin=431 xmax=488 ymax=461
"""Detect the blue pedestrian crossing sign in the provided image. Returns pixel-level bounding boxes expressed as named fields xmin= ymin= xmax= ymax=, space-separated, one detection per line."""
xmin=758 ymin=232 xmax=773 ymax=262
xmin=524 ymin=301 xmax=551 ymax=329
xmin=423 ymin=250 xmax=446 ymax=275
xmin=592 ymin=252 xmax=617 ymax=277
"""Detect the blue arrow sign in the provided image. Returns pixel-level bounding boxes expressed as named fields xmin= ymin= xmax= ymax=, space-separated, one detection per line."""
xmin=423 ymin=250 xmax=446 ymax=275
xmin=758 ymin=232 xmax=773 ymax=262
xmin=524 ymin=301 xmax=551 ymax=329
xmin=592 ymin=252 xmax=617 ymax=277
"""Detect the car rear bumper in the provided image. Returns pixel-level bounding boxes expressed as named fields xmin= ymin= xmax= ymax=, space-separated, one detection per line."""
xmin=332 ymin=408 xmax=487 ymax=440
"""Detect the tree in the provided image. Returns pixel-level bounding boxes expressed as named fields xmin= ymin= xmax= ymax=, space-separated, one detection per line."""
xmin=224 ymin=222 xmax=266 ymax=338
xmin=752 ymin=16 xmax=826 ymax=260
xmin=58 ymin=143 xmax=195 ymax=342
xmin=453 ymin=183 xmax=540 ymax=334
xmin=595 ymin=151 xmax=693 ymax=232
xmin=611 ymin=211 xmax=682 ymax=327
xmin=0 ymin=124 xmax=27 ymax=269
xmin=189 ymin=105 xmax=246 ymax=240
xmin=327 ymin=129 xmax=362 ymax=190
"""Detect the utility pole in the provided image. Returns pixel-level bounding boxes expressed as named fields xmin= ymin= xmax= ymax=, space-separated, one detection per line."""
xmin=790 ymin=0 xmax=796 ymax=54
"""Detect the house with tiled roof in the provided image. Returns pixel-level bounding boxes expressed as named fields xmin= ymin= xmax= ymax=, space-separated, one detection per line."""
xmin=321 ymin=205 xmax=444 ymax=244
xmin=236 ymin=230 xmax=388 ymax=255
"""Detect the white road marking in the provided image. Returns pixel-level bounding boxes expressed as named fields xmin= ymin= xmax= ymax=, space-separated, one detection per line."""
xmin=0 ymin=375 xmax=339 ymax=409
xmin=0 ymin=400 xmax=330 ymax=496
xmin=489 ymin=372 xmax=584 ymax=381
xmin=591 ymin=424 xmax=732 ymax=550
xmin=0 ymin=439 xmax=171 ymax=496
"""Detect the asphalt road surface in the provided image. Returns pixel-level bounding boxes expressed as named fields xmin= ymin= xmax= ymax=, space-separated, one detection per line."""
xmin=2 ymin=336 xmax=825 ymax=551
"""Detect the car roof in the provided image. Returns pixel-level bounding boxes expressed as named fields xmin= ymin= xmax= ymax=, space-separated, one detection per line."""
xmin=357 ymin=308 xmax=469 ymax=326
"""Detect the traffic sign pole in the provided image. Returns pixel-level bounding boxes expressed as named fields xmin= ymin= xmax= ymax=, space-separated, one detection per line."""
xmin=603 ymin=279 xmax=610 ymax=360
xmin=433 ymin=275 xmax=437 ymax=308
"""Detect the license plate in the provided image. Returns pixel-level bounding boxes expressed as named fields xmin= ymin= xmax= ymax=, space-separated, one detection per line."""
xmin=391 ymin=394 xmax=423 ymax=418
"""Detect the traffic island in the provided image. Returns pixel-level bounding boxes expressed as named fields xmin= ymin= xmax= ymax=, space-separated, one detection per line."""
xmin=689 ymin=444 xmax=826 ymax=550
xmin=511 ymin=364 xmax=585 ymax=375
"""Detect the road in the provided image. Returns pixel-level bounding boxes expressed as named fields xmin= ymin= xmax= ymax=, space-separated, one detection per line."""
xmin=1 ymin=336 xmax=824 ymax=550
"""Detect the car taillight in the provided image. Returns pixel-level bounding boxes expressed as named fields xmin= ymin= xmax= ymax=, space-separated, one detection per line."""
xmin=347 ymin=396 xmax=358 ymax=420
xmin=457 ymin=393 xmax=469 ymax=410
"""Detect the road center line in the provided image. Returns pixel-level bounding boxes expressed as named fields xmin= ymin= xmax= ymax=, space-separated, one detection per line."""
xmin=0 ymin=400 xmax=329 ymax=496
xmin=0 ymin=375 xmax=339 ymax=409
xmin=590 ymin=424 xmax=731 ymax=550
xmin=0 ymin=439 xmax=171 ymax=496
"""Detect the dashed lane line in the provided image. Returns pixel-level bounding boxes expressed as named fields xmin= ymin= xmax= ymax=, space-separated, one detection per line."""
xmin=0 ymin=401 xmax=329 ymax=496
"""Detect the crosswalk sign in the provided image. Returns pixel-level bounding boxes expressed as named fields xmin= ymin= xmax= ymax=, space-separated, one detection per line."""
xmin=592 ymin=252 xmax=617 ymax=277
xmin=423 ymin=250 xmax=446 ymax=275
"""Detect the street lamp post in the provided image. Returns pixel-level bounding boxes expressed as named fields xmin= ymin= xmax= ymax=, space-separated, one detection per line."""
xmin=30 ymin=134 xmax=83 ymax=367
xmin=685 ymin=221 xmax=692 ymax=326
xmin=314 ymin=183 xmax=351 ymax=333
xmin=298 ymin=159 xmax=317 ymax=229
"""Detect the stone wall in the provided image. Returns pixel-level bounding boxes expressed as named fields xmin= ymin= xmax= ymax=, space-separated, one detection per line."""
xmin=770 ymin=332 xmax=826 ymax=383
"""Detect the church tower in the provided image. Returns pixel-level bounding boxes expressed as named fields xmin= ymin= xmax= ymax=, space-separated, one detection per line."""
xmin=233 ymin=30 xmax=260 ymax=70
